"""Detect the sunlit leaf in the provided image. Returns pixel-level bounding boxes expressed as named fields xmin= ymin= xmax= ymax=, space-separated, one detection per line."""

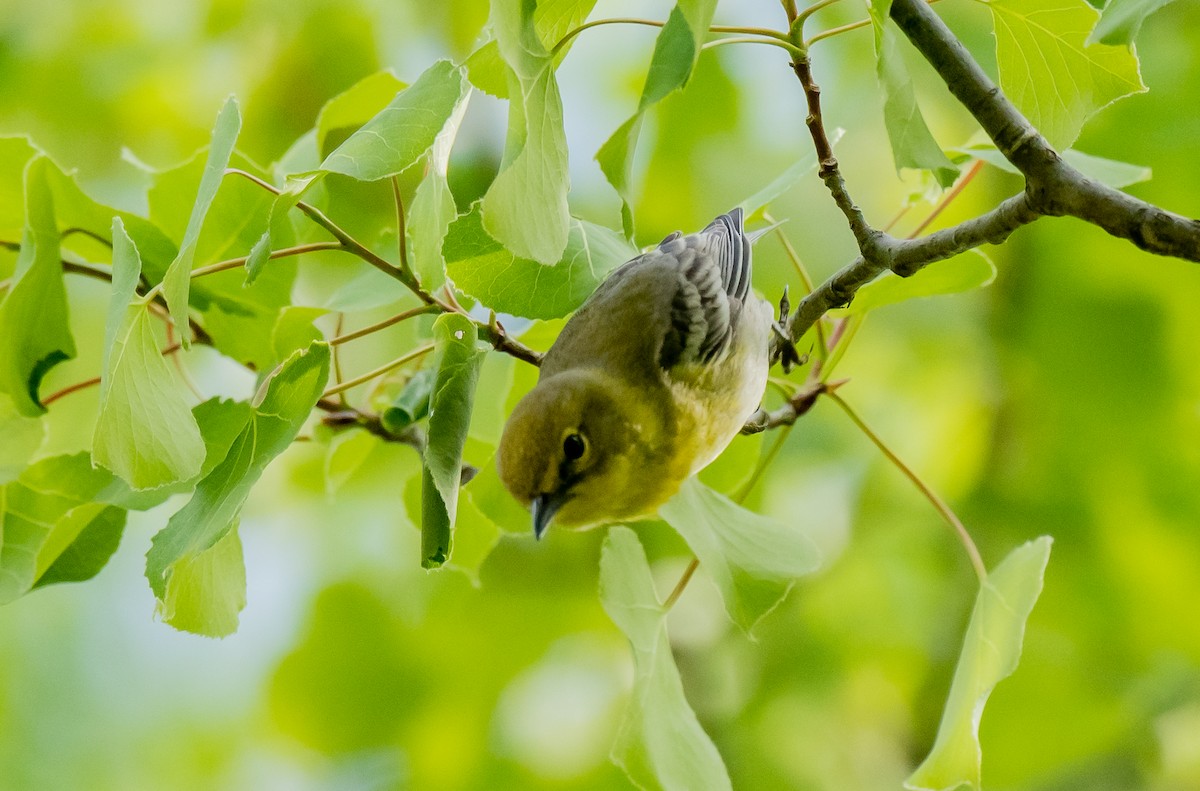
xmin=835 ymin=249 xmax=996 ymax=315
xmin=161 ymin=96 xmax=242 ymax=347
xmin=595 ymin=0 xmax=716 ymax=237
xmin=0 ymin=454 xmax=125 ymax=604
xmin=480 ymin=0 xmax=571 ymax=263
xmin=600 ymin=525 xmax=733 ymax=791
xmin=444 ymin=205 xmax=636 ymax=320
xmin=990 ymin=0 xmax=1145 ymax=149
xmin=421 ymin=313 xmax=485 ymax=568
xmin=271 ymin=305 xmax=327 ymax=367
xmin=1089 ymin=0 xmax=1176 ymax=45
xmin=159 ymin=523 xmax=246 ymax=638
xmin=93 ymin=219 xmax=205 ymax=490
xmin=906 ymin=537 xmax=1053 ymax=791
xmin=956 ymin=140 xmax=1152 ymax=189
xmin=315 ymin=70 xmax=408 ymax=159
xmin=658 ymin=477 xmax=822 ymax=632
xmin=145 ymin=343 xmax=330 ymax=630
xmin=0 ymin=156 xmax=75 ymax=417
xmin=868 ymin=0 xmax=958 ymax=187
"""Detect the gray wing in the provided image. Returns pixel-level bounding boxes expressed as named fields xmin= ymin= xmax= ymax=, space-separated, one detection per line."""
xmin=658 ymin=207 xmax=751 ymax=369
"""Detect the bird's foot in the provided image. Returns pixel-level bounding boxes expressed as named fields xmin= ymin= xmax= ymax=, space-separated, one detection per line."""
xmin=770 ymin=286 xmax=805 ymax=373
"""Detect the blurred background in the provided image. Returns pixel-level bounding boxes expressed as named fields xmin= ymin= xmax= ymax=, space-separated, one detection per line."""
xmin=2 ymin=0 xmax=1199 ymax=789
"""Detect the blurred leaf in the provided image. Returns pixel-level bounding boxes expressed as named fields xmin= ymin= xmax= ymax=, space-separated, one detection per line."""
xmin=444 ymin=205 xmax=636 ymax=320
xmin=324 ymin=428 xmax=378 ymax=499
xmin=834 ymin=249 xmax=996 ymax=315
xmin=0 ymin=136 xmax=38 ymax=235
xmin=271 ymin=306 xmax=327 ymax=366
xmin=480 ymin=0 xmax=571 ymax=263
xmin=269 ymin=582 xmax=413 ymax=754
xmin=381 ymin=368 xmax=435 ymax=434
xmin=315 ymin=70 xmax=407 ymax=159
xmin=407 ymin=87 xmax=470 ymax=291
xmin=464 ymin=457 xmax=532 ymax=535
xmin=93 ymin=219 xmax=205 ymax=490
xmin=1090 ymin=0 xmax=1176 ymax=45
xmin=956 ymin=141 xmax=1152 ymax=188
xmin=0 ymin=393 xmax=46 ymax=484
xmin=0 ymin=454 xmax=124 ymax=604
xmin=990 ymin=0 xmax=1145 ymax=149
xmin=658 ymin=477 xmax=822 ymax=632
xmin=868 ymin=0 xmax=958 ymax=188
xmin=0 ymin=156 xmax=74 ymax=417
xmin=421 ymin=314 xmax=485 ymax=568
xmin=596 ymin=0 xmax=717 ymax=237
xmin=159 ymin=523 xmax=246 ymax=638
xmin=145 ymin=343 xmax=330 ymax=629
xmin=600 ymin=526 xmax=733 ymax=791
xmin=161 ymin=96 xmax=242 ymax=347
xmin=736 ymin=133 xmax=838 ymax=224
xmin=906 ymin=537 xmax=1053 ymax=791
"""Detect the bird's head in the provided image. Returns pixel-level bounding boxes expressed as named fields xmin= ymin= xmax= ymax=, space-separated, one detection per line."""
xmin=497 ymin=369 xmax=653 ymax=538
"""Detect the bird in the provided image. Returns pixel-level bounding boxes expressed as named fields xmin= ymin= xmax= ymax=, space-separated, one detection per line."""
xmin=496 ymin=207 xmax=782 ymax=538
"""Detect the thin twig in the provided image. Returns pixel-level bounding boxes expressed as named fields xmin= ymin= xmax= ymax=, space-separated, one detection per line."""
xmin=825 ymin=391 xmax=987 ymax=582
xmin=188 ymin=241 xmax=344 ymax=278
xmin=663 ymin=558 xmax=700 ymax=610
xmin=551 ymin=17 xmax=792 ymax=58
xmin=391 ymin=176 xmax=414 ymax=282
xmin=321 ymin=344 xmax=435 ymax=398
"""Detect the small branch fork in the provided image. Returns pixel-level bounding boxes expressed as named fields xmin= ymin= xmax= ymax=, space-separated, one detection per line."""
xmin=779 ymin=0 xmax=1200 ymax=343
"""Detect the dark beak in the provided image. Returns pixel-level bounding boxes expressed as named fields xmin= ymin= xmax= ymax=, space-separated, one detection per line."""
xmin=531 ymin=493 xmax=566 ymax=540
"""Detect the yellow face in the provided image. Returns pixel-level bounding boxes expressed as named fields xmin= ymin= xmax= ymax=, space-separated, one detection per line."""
xmin=497 ymin=369 xmax=657 ymax=537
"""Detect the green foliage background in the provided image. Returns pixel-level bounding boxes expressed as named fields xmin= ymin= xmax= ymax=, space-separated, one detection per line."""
xmin=1 ymin=0 xmax=1199 ymax=789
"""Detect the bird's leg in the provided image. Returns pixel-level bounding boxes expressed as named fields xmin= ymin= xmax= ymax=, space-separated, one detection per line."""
xmin=770 ymin=286 xmax=805 ymax=373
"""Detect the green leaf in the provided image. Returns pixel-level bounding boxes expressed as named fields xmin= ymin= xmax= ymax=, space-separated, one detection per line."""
xmin=658 ymin=477 xmax=823 ymax=632
xmin=315 ymin=70 xmax=408 ymax=159
xmin=595 ymin=0 xmax=717 ymax=237
xmin=600 ymin=526 xmax=733 ymax=791
xmin=480 ymin=0 xmax=571 ymax=264
xmin=868 ymin=0 xmax=958 ymax=188
xmin=956 ymin=140 xmax=1152 ymax=189
xmin=0 ymin=393 xmax=46 ymax=484
xmin=444 ymin=205 xmax=637 ymax=320
xmin=835 ymin=249 xmax=996 ymax=315
xmin=159 ymin=523 xmax=246 ymax=638
xmin=271 ymin=306 xmax=328 ymax=367
xmin=906 ymin=537 xmax=1053 ymax=791
xmin=990 ymin=0 xmax=1145 ymax=150
xmin=465 ymin=0 xmax=600 ymax=98
xmin=420 ymin=314 xmax=485 ymax=568
xmin=0 ymin=136 xmax=39 ymax=235
xmin=161 ymin=96 xmax=242 ymax=347
xmin=1090 ymin=0 xmax=1176 ymax=46
xmin=319 ymin=60 xmax=469 ymax=182
xmin=0 ymin=156 xmax=74 ymax=417
xmin=145 ymin=343 xmax=330 ymax=629
xmin=1 ymin=454 xmax=125 ymax=604
xmin=407 ymin=84 xmax=470 ymax=292
xmin=92 ymin=219 xmax=205 ymax=490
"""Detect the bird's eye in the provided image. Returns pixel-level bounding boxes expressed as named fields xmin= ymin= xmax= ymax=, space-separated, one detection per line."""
xmin=562 ymin=432 xmax=587 ymax=461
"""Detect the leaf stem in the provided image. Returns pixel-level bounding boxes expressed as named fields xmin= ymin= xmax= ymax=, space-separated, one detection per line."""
xmin=806 ymin=0 xmax=943 ymax=47
xmin=824 ymin=391 xmax=987 ymax=582
xmin=663 ymin=558 xmax=700 ymax=610
xmin=701 ymin=36 xmax=805 ymax=58
xmin=187 ymin=241 xmax=344 ymax=278
xmin=321 ymin=343 xmax=435 ymax=398
xmin=907 ymin=160 xmax=985 ymax=239
xmin=41 ymin=342 xmax=184 ymax=407
xmin=391 ymin=176 xmax=414 ymax=283
xmin=329 ymin=304 xmax=441 ymax=347
xmin=551 ymin=17 xmax=792 ymax=58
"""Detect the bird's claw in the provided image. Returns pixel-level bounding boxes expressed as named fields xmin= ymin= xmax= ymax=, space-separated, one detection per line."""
xmin=770 ymin=286 xmax=804 ymax=373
